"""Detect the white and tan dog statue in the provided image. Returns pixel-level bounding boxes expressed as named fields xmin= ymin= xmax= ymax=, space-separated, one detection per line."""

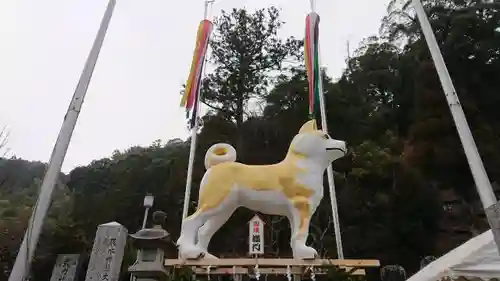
xmin=177 ymin=120 xmax=347 ymax=260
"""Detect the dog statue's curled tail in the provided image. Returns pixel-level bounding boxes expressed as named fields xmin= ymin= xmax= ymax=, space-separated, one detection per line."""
xmin=204 ymin=143 xmax=237 ymax=170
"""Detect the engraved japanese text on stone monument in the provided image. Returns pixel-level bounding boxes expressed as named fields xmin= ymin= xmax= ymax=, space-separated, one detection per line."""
xmin=50 ymin=254 xmax=80 ymax=281
xmin=84 ymin=222 xmax=128 ymax=281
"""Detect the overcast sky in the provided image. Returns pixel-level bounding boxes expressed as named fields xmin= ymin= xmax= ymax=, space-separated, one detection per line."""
xmin=0 ymin=0 xmax=389 ymax=172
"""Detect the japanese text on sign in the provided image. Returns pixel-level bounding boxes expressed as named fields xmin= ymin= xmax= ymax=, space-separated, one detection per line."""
xmin=248 ymin=215 xmax=264 ymax=255
xmin=253 ymin=221 xmax=260 ymax=233
xmin=50 ymin=254 xmax=80 ymax=281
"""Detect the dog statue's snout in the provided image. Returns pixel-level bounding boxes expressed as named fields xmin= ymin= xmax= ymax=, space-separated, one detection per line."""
xmin=339 ymin=140 xmax=347 ymax=152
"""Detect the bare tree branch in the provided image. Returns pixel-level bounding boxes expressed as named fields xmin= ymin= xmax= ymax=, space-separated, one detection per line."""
xmin=201 ymin=100 xmax=227 ymax=113
xmin=0 ymin=126 xmax=11 ymax=157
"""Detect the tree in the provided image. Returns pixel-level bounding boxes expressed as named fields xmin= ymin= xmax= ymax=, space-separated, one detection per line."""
xmin=381 ymin=0 xmax=500 ymax=188
xmin=0 ymin=176 xmax=75 ymax=280
xmin=375 ymin=0 xmax=500 ymax=262
xmin=201 ymin=7 xmax=302 ymax=127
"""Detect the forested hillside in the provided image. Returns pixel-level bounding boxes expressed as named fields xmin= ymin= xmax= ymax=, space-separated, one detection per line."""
xmin=1 ymin=0 xmax=499 ymax=280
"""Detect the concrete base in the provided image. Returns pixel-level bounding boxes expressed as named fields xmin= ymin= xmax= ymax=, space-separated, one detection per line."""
xmin=485 ymin=201 xmax=500 ymax=254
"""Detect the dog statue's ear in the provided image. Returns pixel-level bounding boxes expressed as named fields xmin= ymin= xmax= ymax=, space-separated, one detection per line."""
xmin=291 ymin=134 xmax=309 ymax=156
xmin=299 ymin=119 xmax=317 ymax=134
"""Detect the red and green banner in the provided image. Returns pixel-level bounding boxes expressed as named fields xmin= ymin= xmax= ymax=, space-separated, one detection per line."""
xmin=180 ymin=19 xmax=213 ymax=128
xmin=304 ymin=12 xmax=320 ymax=119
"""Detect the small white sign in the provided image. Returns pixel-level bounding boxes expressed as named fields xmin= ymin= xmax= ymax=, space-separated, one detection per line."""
xmin=248 ymin=215 xmax=264 ymax=255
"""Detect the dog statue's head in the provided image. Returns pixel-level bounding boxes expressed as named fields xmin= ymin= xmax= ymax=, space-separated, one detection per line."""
xmin=289 ymin=120 xmax=347 ymax=166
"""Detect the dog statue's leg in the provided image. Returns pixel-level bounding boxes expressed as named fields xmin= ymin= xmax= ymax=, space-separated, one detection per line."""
xmin=177 ymin=208 xmax=210 ymax=259
xmin=178 ymin=188 xmax=237 ymax=259
xmin=289 ymin=197 xmax=318 ymax=259
xmin=196 ymin=207 xmax=235 ymax=256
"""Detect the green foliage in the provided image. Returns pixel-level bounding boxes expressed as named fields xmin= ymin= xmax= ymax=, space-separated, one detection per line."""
xmin=350 ymin=132 xmax=400 ymax=179
xmin=1 ymin=1 xmax=500 ymax=280
xmin=0 ymin=170 xmax=74 ymax=280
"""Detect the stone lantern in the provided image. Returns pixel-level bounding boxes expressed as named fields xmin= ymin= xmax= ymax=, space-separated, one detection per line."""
xmin=128 ymin=211 xmax=171 ymax=281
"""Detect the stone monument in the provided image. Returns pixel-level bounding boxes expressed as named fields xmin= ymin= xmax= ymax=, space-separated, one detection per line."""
xmin=49 ymin=254 xmax=81 ymax=281
xmin=84 ymin=222 xmax=128 ymax=281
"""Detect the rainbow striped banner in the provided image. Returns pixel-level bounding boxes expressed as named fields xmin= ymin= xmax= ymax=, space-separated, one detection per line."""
xmin=304 ymin=12 xmax=320 ymax=119
xmin=180 ymin=19 xmax=213 ymax=128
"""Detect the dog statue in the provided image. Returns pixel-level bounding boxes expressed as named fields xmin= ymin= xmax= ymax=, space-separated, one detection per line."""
xmin=176 ymin=119 xmax=347 ymax=259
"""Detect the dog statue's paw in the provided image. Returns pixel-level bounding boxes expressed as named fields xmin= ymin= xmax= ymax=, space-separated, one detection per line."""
xmin=193 ymin=244 xmax=219 ymax=260
xmin=178 ymin=243 xmax=205 ymax=260
xmin=293 ymin=245 xmax=318 ymax=260
xmin=201 ymin=252 xmax=220 ymax=260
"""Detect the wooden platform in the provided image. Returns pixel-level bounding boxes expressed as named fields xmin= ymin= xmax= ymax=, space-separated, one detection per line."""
xmin=165 ymin=258 xmax=380 ymax=276
xmin=188 ymin=266 xmax=367 ymax=276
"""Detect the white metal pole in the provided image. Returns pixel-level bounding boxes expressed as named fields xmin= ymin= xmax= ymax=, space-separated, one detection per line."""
xmin=8 ymin=1 xmax=116 ymax=280
xmin=181 ymin=0 xmax=211 ymax=222
xmin=318 ymin=71 xmax=344 ymax=259
xmin=310 ymin=0 xmax=344 ymax=259
xmin=141 ymin=207 xmax=150 ymax=230
xmin=309 ymin=0 xmax=315 ymax=12
xmin=182 ymin=128 xmax=199 ymax=220
xmin=412 ymin=0 xmax=500 ymax=250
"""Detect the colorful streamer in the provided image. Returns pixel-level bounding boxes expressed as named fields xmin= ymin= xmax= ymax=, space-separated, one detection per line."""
xmin=180 ymin=19 xmax=213 ymax=128
xmin=304 ymin=12 xmax=320 ymax=119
